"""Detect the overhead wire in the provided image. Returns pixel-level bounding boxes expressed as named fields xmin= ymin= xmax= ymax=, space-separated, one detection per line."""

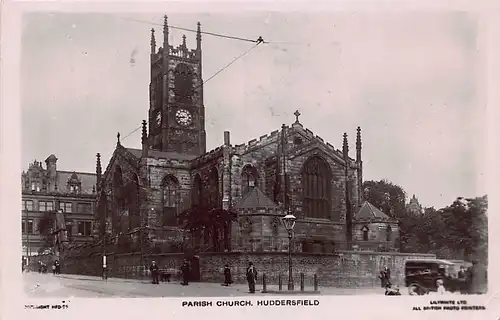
xmin=104 ymin=40 xmax=261 ymax=160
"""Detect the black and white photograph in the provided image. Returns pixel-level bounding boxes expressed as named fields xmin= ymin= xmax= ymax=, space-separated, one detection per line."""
xmin=1 ymin=0 xmax=497 ymax=318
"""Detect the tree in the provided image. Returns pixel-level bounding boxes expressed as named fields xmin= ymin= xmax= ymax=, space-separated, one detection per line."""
xmin=36 ymin=210 xmax=56 ymax=252
xmin=178 ymin=205 xmax=238 ymax=252
xmin=362 ymin=180 xmax=407 ymax=218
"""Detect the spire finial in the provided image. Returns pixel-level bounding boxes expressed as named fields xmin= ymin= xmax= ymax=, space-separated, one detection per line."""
xmin=182 ymin=34 xmax=187 ymax=47
xmin=342 ymin=133 xmax=349 ymax=158
xmin=356 ymin=126 xmax=362 ymax=163
xmin=163 ymin=15 xmax=169 ymax=47
xmin=150 ymin=28 xmax=156 ymax=54
xmin=117 ymin=132 xmax=121 ymax=145
xmin=196 ymin=22 xmax=202 ymax=50
xmin=294 ymin=110 xmax=301 ymax=124
xmin=141 ymin=120 xmax=148 ymax=144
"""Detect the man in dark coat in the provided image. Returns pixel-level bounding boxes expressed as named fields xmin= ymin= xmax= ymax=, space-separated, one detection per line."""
xmin=181 ymin=260 xmax=190 ymax=286
xmin=150 ymin=261 xmax=160 ymax=285
xmin=223 ymin=264 xmax=232 ymax=286
xmin=246 ymin=262 xmax=258 ymax=293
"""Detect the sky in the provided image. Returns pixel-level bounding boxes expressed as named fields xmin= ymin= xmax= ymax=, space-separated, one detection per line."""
xmin=20 ymin=11 xmax=486 ymax=209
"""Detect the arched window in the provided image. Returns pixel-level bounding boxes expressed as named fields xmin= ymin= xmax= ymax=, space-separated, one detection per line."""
xmin=208 ymin=169 xmax=219 ymax=208
xmin=129 ymin=174 xmax=140 ymax=229
xmin=162 ymin=175 xmax=179 ymax=226
xmin=271 ymin=218 xmax=279 ymax=237
xmin=361 ymin=226 xmax=369 ymax=241
xmin=192 ymin=174 xmax=203 ymax=207
xmin=301 ymin=156 xmax=332 ymax=219
xmin=241 ymin=165 xmax=259 ymax=196
xmin=174 ymin=63 xmax=194 ymax=103
xmin=386 ymin=225 xmax=392 ymax=242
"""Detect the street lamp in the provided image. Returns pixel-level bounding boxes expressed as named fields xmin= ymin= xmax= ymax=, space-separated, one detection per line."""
xmin=282 ymin=213 xmax=297 ymax=291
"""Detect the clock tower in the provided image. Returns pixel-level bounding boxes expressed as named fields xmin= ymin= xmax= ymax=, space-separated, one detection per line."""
xmin=148 ymin=16 xmax=206 ymax=156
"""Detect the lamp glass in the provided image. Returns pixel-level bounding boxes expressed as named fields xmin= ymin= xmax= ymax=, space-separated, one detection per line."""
xmin=282 ymin=214 xmax=297 ymax=231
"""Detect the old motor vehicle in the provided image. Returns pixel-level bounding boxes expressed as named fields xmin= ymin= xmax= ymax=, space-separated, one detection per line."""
xmin=405 ymin=259 xmax=464 ymax=295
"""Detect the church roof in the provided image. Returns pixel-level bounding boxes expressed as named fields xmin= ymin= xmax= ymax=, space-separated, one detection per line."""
xmin=355 ymin=201 xmax=393 ymax=221
xmin=235 ymin=187 xmax=278 ymax=210
xmin=126 ymin=147 xmax=198 ymax=161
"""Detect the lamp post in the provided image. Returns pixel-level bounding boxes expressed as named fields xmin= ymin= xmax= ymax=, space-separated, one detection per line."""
xmin=282 ymin=213 xmax=297 ymax=291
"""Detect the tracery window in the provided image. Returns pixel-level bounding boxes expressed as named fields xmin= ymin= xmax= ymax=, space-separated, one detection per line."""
xmin=162 ymin=175 xmax=179 ymax=226
xmin=241 ymin=165 xmax=259 ymax=196
xmin=192 ymin=174 xmax=203 ymax=207
xmin=386 ymin=225 xmax=392 ymax=242
xmin=362 ymin=226 xmax=369 ymax=241
xmin=301 ymin=156 xmax=332 ymax=219
xmin=174 ymin=63 xmax=194 ymax=103
xmin=207 ymin=169 xmax=219 ymax=208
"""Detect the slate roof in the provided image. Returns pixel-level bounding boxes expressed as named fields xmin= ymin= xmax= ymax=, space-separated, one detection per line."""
xmin=57 ymin=171 xmax=97 ymax=195
xmin=355 ymin=201 xmax=393 ymax=221
xmin=126 ymin=147 xmax=198 ymax=161
xmin=235 ymin=187 xmax=278 ymax=210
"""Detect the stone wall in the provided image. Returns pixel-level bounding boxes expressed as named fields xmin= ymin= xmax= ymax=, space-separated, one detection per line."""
xmin=61 ymin=251 xmax=435 ymax=288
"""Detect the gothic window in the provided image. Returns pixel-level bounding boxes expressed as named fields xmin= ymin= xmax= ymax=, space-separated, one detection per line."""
xmin=192 ymin=174 xmax=203 ymax=207
xmin=162 ymin=175 xmax=179 ymax=226
xmin=174 ymin=63 xmax=194 ymax=103
xmin=386 ymin=225 xmax=392 ymax=242
xmin=241 ymin=165 xmax=259 ymax=196
xmin=361 ymin=226 xmax=369 ymax=241
xmin=208 ymin=169 xmax=219 ymax=208
xmin=271 ymin=218 xmax=279 ymax=237
xmin=301 ymin=156 xmax=332 ymax=219
xmin=129 ymin=174 xmax=141 ymax=229
xmin=113 ymin=166 xmax=124 ymax=209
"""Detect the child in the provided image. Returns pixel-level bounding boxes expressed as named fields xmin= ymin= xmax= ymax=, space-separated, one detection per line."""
xmin=436 ymin=279 xmax=446 ymax=294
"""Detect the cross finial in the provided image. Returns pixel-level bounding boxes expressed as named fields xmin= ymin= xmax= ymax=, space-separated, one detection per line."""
xmin=294 ymin=110 xmax=301 ymax=124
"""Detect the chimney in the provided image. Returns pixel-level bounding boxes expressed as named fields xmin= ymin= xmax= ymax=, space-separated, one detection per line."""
xmin=224 ymin=131 xmax=231 ymax=146
xmin=45 ymin=154 xmax=57 ymax=177
xmin=142 ymin=120 xmax=149 ymax=157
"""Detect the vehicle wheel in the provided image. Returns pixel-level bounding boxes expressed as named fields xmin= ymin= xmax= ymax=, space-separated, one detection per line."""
xmin=408 ymin=283 xmax=423 ymax=295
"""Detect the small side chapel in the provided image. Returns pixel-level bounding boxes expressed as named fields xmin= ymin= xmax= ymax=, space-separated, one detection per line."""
xmin=94 ymin=16 xmax=400 ymax=254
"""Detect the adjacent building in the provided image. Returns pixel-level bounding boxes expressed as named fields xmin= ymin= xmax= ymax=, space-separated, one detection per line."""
xmin=94 ymin=16 xmax=400 ymax=255
xmin=21 ymin=155 xmax=97 ymax=259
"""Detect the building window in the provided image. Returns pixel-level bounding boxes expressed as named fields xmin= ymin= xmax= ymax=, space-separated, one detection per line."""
xmin=386 ymin=225 xmax=392 ymax=242
xmin=39 ymin=201 xmax=54 ymax=212
xmin=301 ymin=156 xmax=332 ymax=219
xmin=23 ymin=200 xmax=33 ymax=211
xmin=207 ymin=169 xmax=219 ymax=208
xmin=77 ymin=221 xmax=92 ymax=236
xmin=241 ymin=165 xmax=259 ymax=196
xmin=60 ymin=202 xmax=72 ymax=213
xmin=361 ymin=226 xmax=369 ymax=241
xmin=77 ymin=203 xmax=92 ymax=213
xmin=162 ymin=175 xmax=179 ymax=226
xmin=271 ymin=218 xmax=279 ymax=237
xmin=65 ymin=221 xmax=73 ymax=239
xmin=192 ymin=174 xmax=203 ymax=207
xmin=27 ymin=220 xmax=34 ymax=234
xmin=22 ymin=219 xmax=26 ymax=233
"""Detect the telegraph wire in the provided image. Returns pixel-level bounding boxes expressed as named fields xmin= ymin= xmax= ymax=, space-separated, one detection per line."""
xmin=107 ymin=42 xmax=261 ymax=157
xmin=118 ymin=16 xmax=264 ymax=44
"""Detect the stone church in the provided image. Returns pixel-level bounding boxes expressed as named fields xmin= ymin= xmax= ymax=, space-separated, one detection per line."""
xmin=95 ymin=17 xmax=399 ymax=254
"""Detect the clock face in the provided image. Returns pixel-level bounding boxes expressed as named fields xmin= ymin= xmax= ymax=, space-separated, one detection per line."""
xmin=175 ymin=109 xmax=192 ymax=126
xmin=156 ymin=112 xmax=162 ymax=127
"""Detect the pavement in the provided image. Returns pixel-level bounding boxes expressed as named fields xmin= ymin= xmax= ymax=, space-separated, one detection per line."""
xmin=23 ymin=272 xmax=393 ymax=298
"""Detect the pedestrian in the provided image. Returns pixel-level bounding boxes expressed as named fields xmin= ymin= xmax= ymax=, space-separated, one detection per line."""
xmin=246 ymin=262 xmax=258 ymax=293
xmin=469 ymin=260 xmax=487 ymax=294
xmin=457 ymin=265 xmax=467 ymax=294
xmin=223 ymin=264 xmax=232 ymax=286
xmin=181 ymin=260 xmax=190 ymax=286
xmin=52 ymin=264 xmax=56 ymax=275
xmin=56 ymin=261 xmax=61 ymax=275
xmin=150 ymin=261 xmax=160 ymax=285
xmin=378 ymin=270 xmax=386 ymax=288
xmin=383 ymin=266 xmax=391 ymax=286
xmin=436 ymin=279 xmax=446 ymax=294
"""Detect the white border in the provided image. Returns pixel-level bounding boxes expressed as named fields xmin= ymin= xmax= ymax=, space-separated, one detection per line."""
xmin=1 ymin=1 xmax=499 ymax=320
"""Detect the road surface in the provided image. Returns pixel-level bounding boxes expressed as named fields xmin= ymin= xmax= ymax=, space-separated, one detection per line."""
xmin=23 ymin=272 xmax=392 ymax=298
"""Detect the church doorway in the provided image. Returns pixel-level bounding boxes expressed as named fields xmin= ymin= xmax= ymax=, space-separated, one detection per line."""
xmin=188 ymin=255 xmax=201 ymax=282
